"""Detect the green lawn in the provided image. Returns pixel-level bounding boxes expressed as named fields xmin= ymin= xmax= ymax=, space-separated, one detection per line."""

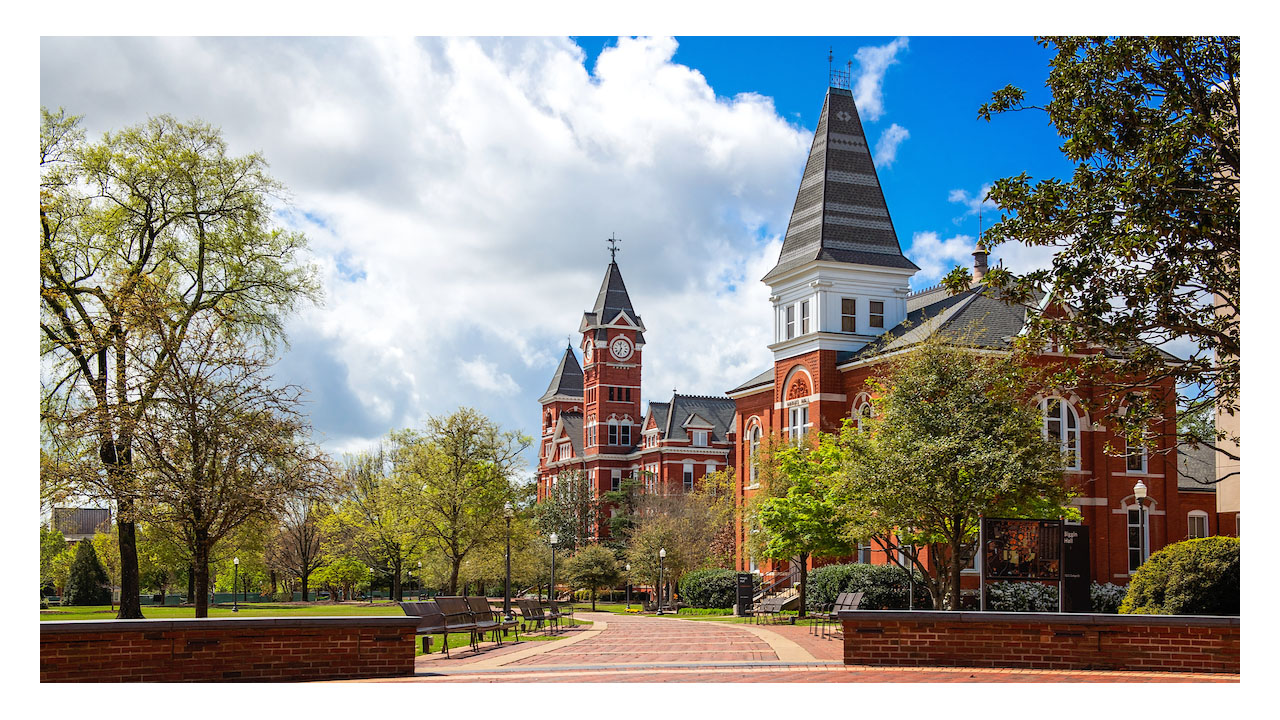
xmin=40 ymin=602 xmax=413 ymax=622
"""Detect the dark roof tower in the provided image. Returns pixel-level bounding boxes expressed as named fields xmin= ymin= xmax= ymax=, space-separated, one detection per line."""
xmin=766 ymin=85 xmax=918 ymax=279
xmin=539 ymin=345 xmax=584 ymax=403
xmin=580 ymin=261 xmax=646 ymax=342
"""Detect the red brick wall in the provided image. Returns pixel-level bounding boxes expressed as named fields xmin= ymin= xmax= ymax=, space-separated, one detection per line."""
xmin=840 ymin=611 xmax=1238 ymax=674
xmin=41 ymin=616 xmax=418 ymax=682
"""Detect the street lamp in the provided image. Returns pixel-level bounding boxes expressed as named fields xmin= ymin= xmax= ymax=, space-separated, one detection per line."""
xmin=657 ymin=548 xmax=666 ymax=615
xmin=1134 ymin=479 xmax=1148 ymax=572
xmin=369 ymin=566 xmax=374 ymax=604
xmin=416 ymin=561 xmax=422 ymax=601
xmin=549 ymin=532 xmax=558 ymax=604
xmin=232 ymin=557 xmax=239 ymax=613
xmin=503 ymin=502 xmax=515 ymax=618
xmin=625 ymin=563 xmax=631 ymax=610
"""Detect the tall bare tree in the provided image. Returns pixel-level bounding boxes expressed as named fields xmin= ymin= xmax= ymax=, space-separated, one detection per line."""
xmin=40 ymin=109 xmax=319 ymax=617
xmin=267 ymin=498 xmax=328 ymax=602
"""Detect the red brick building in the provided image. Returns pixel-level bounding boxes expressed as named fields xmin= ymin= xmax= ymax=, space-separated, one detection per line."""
xmin=536 ymin=260 xmax=736 ymax=539
xmin=724 ymin=81 xmax=1225 ymax=588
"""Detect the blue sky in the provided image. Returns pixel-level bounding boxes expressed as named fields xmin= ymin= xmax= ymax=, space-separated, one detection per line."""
xmin=40 ymin=36 xmax=1080 ymax=469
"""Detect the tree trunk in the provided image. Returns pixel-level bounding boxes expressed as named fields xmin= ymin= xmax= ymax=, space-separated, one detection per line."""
xmin=448 ymin=559 xmax=460 ymax=596
xmin=187 ymin=564 xmax=195 ymax=603
xmin=193 ymin=535 xmax=210 ymax=618
xmin=300 ymin=571 xmax=309 ymax=602
xmin=948 ymin=539 xmax=963 ymax=611
xmin=113 ymin=495 xmax=144 ymax=619
xmin=798 ymin=552 xmax=809 ymax=618
xmin=591 ymin=587 xmax=596 ymax=611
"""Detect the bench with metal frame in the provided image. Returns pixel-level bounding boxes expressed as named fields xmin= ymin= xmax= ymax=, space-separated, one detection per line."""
xmin=432 ymin=596 xmax=484 ymax=653
xmin=398 ymin=601 xmax=454 ymax=656
xmin=814 ymin=591 xmax=864 ymax=638
xmin=752 ymin=596 xmax=786 ymax=625
xmin=549 ymin=599 xmax=575 ymax=624
xmin=517 ymin=598 xmax=557 ymax=634
xmin=466 ymin=596 xmax=520 ymax=646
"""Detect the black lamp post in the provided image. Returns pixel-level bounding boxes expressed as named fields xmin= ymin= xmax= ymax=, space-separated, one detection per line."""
xmin=416 ymin=561 xmax=422 ymax=601
xmin=625 ymin=563 xmax=631 ymax=610
xmin=232 ymin=557 xmax=239 ymax=612
xmin=657 ymin=548 xmax=666 ymax=615
xmin=368 ymin=566 xmax=374 ymax=604
xmin=549 ymin=532 xmax=558 ymax=604
xmin=503 ymin=502 xmax=514 ymax=617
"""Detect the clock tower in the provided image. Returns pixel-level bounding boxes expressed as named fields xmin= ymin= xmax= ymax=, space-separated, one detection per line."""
xmin=580 ymin=260 xmax=645 ymax=464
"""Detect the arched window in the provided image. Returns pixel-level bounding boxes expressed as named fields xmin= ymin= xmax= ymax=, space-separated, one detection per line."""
xmin=748 ymin=424 xmax=762 ymax=487
xmin=1042 ymin=397 xmax=1081 ymax=470
xmin=1187 ymin=510 xmax=1209 ymax=539
xmin=855 ymin=402 xmax=873 ymax=431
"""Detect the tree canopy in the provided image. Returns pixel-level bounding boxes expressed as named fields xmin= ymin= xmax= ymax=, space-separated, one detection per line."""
xmin=943 ymin=37 xmax=1239 ymax=477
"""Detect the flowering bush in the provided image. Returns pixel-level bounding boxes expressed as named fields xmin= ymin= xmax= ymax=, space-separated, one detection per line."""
xmin=1090 ymin=582 xmax=1127 ymax=613
xmin=986 ymin=581 xmax=1058 ymax=611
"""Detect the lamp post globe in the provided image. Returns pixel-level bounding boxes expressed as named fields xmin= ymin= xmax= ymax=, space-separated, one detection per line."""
xmin=232 ymin=557 xmax=239 ymax=613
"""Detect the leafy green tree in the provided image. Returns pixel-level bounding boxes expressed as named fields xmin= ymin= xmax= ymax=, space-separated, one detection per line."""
xmin=624 ymin=472 xmax=735 ymax=607
xmin=394 ymin=409 xmax=529 ymax=595
xmin=40 ymin=109 xmax=320 ymax=618
xmin=313 ymin=557 xmax=370 ymax=602
xmin=943 ymin=37 xmax=1239 ymax=475
xmin=91 ymin=528 xmax=121 ymax=609
xmin=751 ymin=436 xmax=853 ymax=617
xmin=565 ymin=544 xmax=621 ymax=611
xmin=1120 ymin=536 xmax=1239 ymax=615
xmin=837 ymin=334 xmax=1072 ymax=610
xmin=266 ymin=498 xmax=329 ymax=602
xmin=40 ymin=526 xmax=68 ymax=593
xmin=65 ymin=540 xmax=112 ymax=606
xmin=535 ymin=468 xmax=600 ymax=553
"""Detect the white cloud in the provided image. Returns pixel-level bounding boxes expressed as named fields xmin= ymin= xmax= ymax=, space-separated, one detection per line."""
xmin=40 ymin=37 xmax=807 ymax=459
xmin=906 ymin=231 xmax=976 ymax=289
xmin=852 ymin=37 xmax=909 ymax=123
xmin=948 ymin=183 xmax=1000 ymax=223
xmin=459 ymin=356 xmax=521 ymax=396
xmin=873 ymin=123 xmax=909 ymax=168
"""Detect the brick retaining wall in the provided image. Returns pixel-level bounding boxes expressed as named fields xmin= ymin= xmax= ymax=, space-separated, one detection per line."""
xmin=41 ymin=616 xmax=418 ymax=682
xmin=837 ymin=610 xmax=1239 ymax=674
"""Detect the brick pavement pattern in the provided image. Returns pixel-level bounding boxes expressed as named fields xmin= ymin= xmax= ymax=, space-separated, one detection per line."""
xmin=386 ymin=612 xmax=1238 ymax=683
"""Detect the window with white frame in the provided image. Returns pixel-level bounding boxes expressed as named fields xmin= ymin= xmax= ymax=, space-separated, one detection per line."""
xmin=855 ymin=402 xmax=872 ymax=431
xmin=692 ymin=430 xmax=708 ymax=447
xmin=611 ymin=469 xmax=622 ymax=493
xmin=800 ymin=300 xmax=811 ymax=334
xmin=608 ymin=421 xmax=618 ymax=446
xmin=748 ymin=425 xmax=761 ymax=486
xmin=1125 ymin=435 xmax=1148 ymax=473
xmin=1042 ymin=397 xmax=1081 ymax=469
xmin=1128 ymin=506 xmax=1147 ymax=573
xmin=858 ymin=543 xmax=872 ymax=564
xmin=785 ymin=305 xmax=795 ymax=340
xmin=683 ymin=461 xmax=694 ymax=492
xmin=869 ymin=300 xmax=885 ymax=329
xmin=705 ymin=459 xmax=716 ymax=480
xmin=788 ymin=405 xmax=810 ymax=442
xmin=620 ymin=423 xmax=631 ymax=446
xmin=841 ymin=298 xmax=856 ymax=332
xmin=1187 ymin=511 xmax=1208 ymax=539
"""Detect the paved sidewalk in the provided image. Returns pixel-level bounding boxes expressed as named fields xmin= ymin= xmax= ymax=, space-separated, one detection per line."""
xmin=374 ymin=612 xmax=1236 ymax=683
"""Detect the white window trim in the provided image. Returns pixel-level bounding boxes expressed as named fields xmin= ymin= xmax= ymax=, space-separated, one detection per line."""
xmin=1125 ymin=438 xmax=1149 ymax=474
xmin=841 ymin=297 xmax=857 ymax=333
xmin=1041 ymin=397 xmax=1081 ymax=470
xmin=1187 ymin=510 xmax=1209 ymax=539
xmin=1127 ymin=503 xmax=1150 ymax=573
xmin=800 ymin=300 xmax=810 ymax=335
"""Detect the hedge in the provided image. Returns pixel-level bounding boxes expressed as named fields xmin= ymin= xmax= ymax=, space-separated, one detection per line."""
xmin=677 ymin=569 xmax=748 ymax=609
xmin=805 ymin=563 xmax=929 ymax=610
xmin=986 ymin=582 xmax=1058 ymax=612
xmin=1120 ymin=536 xmax=1239 ymax=615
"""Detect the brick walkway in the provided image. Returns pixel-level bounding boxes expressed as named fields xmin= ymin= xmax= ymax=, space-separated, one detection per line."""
xmin=377 ymin=612 xmax=1237 ymax=683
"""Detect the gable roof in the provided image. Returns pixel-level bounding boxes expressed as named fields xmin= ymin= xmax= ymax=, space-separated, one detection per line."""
xmin=553 ymin=412 xmax=584 ymax=457
xmin=660 ymin=393 xmax=737 ymax=443
xmin=766 ymin=86 xmax=917 ymax=280
xmin=1177 ymin=441 xmax=1217 ymax=491
xmin=539 ymin=346 xmax=584 ymax=403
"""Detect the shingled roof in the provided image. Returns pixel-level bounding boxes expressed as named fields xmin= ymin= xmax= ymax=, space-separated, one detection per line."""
xmin=766 ymin=86 xmax=918 ymax=280
xmin=539 ymin=346 xmax=584 ymax=403
xmin=657 ymin=393 xmax=737 ymax=443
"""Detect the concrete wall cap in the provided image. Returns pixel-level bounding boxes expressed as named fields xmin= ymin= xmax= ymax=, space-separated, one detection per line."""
xmin=40 ymin=615 xmax=418 ymax=634
xmin=835 ymin=609 xmax=1239 ymax=627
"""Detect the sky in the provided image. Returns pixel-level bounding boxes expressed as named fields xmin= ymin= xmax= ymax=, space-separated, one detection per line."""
xmin=39 ymin=35 xmax=1079 ymax=470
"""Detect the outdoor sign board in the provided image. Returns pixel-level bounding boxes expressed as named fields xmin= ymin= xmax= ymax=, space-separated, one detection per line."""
xmin=982 ymin=518 xmax=1063 ymax=581
xmin=736 ymin=573 xmax=754 ymax=616
xmin=1061 ymin=524 xmax=1091 ymax=612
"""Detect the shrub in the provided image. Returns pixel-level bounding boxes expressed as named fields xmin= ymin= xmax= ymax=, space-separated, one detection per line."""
xmin=64 ymin=541 xmax=112 ymax=606
xmin=986 ymin=582 xmax=1058 ymax=612
xmin=1120 ymin=536 xmax=1239 ymax=615
xmin=1090 ymin=582 xmax=1127 ymax=613
xmin=677 ymin=568 xmax=742 ymax=609
xmin=805 ymin=563 xmax=928 ymax=610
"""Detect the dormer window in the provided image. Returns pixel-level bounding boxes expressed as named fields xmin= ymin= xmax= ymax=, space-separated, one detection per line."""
xmin=870 ymin=301 xmax=885 ymax=329
xmin=692 ymin=430 xmax=708 ymax=447
xmin=841 ymin=298 xmax=856 ymax=332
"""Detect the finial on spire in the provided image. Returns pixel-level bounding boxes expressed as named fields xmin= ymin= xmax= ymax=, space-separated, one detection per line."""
xmin=829 ymin=50 xmax=851 ymax=90
xmin=607 ymin=233 xmax=622 ymax=263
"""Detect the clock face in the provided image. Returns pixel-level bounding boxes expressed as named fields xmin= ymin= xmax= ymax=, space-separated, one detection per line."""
xmin=609 ymin=336 xmax=633 ymax=360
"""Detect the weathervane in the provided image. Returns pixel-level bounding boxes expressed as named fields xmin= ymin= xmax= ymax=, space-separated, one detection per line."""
xmin=607 ymin=233 xmax=622 ymax=263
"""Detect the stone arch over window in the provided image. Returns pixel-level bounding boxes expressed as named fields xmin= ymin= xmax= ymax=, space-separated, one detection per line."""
xmin=781 ymin=365 xmax=813 ymax=400
xmin=1187 ymin=510 xmax=1209 ymax=539
xmin=745 ymin=417 xmax=763 ymax=487
xmin=850 ymin=392 xmax=874 ymax=431
xmin=1041 ymin=396 xmax=1082 ymax=470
